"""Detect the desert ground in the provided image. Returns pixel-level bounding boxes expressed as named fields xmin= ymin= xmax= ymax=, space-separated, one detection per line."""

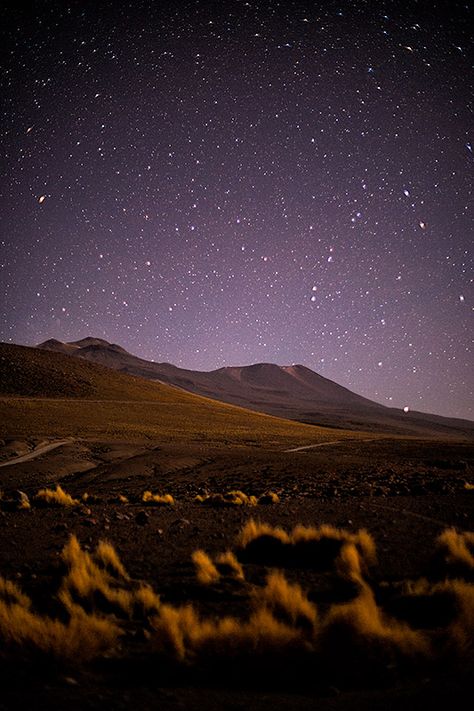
xmin=0 ymin=344 xmax=473 ymax=710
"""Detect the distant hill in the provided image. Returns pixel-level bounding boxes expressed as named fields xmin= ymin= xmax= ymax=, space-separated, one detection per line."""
xmin=35 ymin=338 xmax=474 ymax=440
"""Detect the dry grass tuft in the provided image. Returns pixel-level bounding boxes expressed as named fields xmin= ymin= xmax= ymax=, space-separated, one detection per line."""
xmin=254 ymin=571 xmax=318 ymax=633
xmin=59 ymin=535 xmax=160 ymax=618
xmin=34 ymin=485 xmax=80 ymax=507
xmin=225 ymin=490 xmax=258 ymax=506
xmin=323 ymin=582 xmax=430 ymax=666
xmin=150 ymin=601 xmax=304 ymax=661
xmin=192 ymin=550 xmax=220 ymax=585
xmin=195 ymin=490 xmax=258 ymax=506
xmin=238 ymin=519 xmax=289 ymax=547
xmin=0 ymin=574 xmax=121 ymax=661
xmin=215 ymin=551 xmax=245 ymax=581
xmin=237 ymin=519 xmax=376 ymax=572
xmin=436 ymin=528 xmax=474 ymax=573
xmin=192 ymin=549 xmax=245 ymax=585
xmin=150 ymin=569 xmax=316 ymax=661
xmin=142 ymin=491 xmax=175 ymax=505
xmin=196 ymin=607 xmax=304 ymax=658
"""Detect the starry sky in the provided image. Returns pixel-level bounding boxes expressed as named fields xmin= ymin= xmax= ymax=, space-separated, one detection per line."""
xmin=1 ymin=0 xmax=472 ymax=420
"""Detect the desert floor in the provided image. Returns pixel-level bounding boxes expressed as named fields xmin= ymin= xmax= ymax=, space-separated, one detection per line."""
xmin=0 ymin=435 xmax=473 ymax=710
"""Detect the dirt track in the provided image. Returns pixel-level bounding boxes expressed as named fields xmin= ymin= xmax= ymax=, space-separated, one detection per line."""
xmin=0 ymin=439 xmax=71 ymax=468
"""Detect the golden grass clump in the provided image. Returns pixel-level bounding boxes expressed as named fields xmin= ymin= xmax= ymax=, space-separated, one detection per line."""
xmin=292 ymin=524 xmax=376 ymax=566
xmin=192 ymin=550 xmax=220 ymax=585
xmin=150 ymin=601 xmax=304 ymax=661
xmin=215 ymin=551 xmax=245 ymax=581
xmin=225 ymin=490 xmax=258 ymax=506
xmin=238 ymin=520 xmax=289 ymax=547
xmin=237 ymin=519 xmax=376 ymax=572
xmin=323 ymin=582 xmax=430 ymax=662
xmin=195 ymin=490 xmax=258 ymax=506
xmin=0 ymin=575 xmax=121 ymax=661
xmin=195 ymin=607 xmax=304 ymax=658
xmin=192 ymin=549 xmax=245 ymax=585
xmin=34 ymin=484 xmax=80 ymax=507
xmin=436 ymin=528 xmax=474 ymax=572
xmin=142 ymin=491 xmax=175 ymax=505
xmin=335 ymin=542 xmax=365 ymax=585
xmin=254 ymin=571 xmax=318 ymax=633
xmin=150 ymin=569 xmax=316 ymax=660
xmin=59 ymin=535 xmax=160 ymax=619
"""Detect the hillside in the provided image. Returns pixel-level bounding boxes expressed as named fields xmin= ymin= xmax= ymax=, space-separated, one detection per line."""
xmin=37 ymin=338 xmax=474 ymax=439
xmin=0 ymin=342 xmax=358 ymax=446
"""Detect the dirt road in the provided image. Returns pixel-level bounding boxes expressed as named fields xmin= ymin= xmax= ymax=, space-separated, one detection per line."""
xmin=0 ymin=439 xmax=71 ymax=468
xmin=285 ymin=437 xmax=378 ymax=452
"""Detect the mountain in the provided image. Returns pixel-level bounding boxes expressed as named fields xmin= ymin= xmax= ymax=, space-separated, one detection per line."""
xmin=36 ymin=338 xmax=474 ymax=439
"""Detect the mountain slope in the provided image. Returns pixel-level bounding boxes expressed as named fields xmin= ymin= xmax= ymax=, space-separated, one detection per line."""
xmin=35 ymin=338 xmax=474 ymax=439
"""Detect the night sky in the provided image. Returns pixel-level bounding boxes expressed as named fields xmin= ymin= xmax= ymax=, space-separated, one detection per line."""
xmin=1 ymin=1 xmax=472 ymax=420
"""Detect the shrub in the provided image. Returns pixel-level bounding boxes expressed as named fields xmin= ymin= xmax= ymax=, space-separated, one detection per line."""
xmin=215 ymin=551 xmax=245 ymax=581
xmin=254 ymin=571 xmax=318 ymax=633
xmin=195 ymin=491 xmax=257 ymax=506
xmin=192 ymin=549 xmax=245 ymax=585
xmin=34 ymin=485 xmax=80 ymax=507
xmin=59 ymin=535 xmax=161 ymax=619
xmin=142 ymin=491 xmax=175 ymax=505
xmin=237 ymin=519 xmax=376 ymax=572
xmin=0 ymin=575 xmax=120 ymax=661
xmin=150 ymin=600 xmax=304 ymax=661
xmin=436 ymin=528 xmax=474 ymax=573
xmin=321 ymin=581 xmax=430 ymax=677
xmin=192 ymin=550 xmax=220 ymax=585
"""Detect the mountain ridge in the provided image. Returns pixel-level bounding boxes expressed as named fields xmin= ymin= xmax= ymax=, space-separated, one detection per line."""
xmin=35 ymin=337 xmax=474 ymax=439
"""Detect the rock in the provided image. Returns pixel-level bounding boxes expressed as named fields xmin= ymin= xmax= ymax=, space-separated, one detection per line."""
xmin=62 ymin=676 xmax=79 ymax=686
xmin=112 ymin=511 xmax=130 ymax=521
xmin=11 ymin=490 xmax=30 ymax=505
xmin=0 ymin=491 xmax=31 ymax=511
xmin=82 ymin=517 xmax=98 ymax=526
xmin=169 ymin=518 xmax=191 ymax=529
xmin=135 ymin=510 xmax=149 ymax=525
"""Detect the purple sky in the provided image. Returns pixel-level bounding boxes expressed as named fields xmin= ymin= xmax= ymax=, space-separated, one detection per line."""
xmin=1 ymin=1 xmax=472 ymax=420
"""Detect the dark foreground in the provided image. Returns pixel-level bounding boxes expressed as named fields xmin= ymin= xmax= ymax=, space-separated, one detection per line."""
xmin=0 ymin=437 xmax=473 ymax=710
